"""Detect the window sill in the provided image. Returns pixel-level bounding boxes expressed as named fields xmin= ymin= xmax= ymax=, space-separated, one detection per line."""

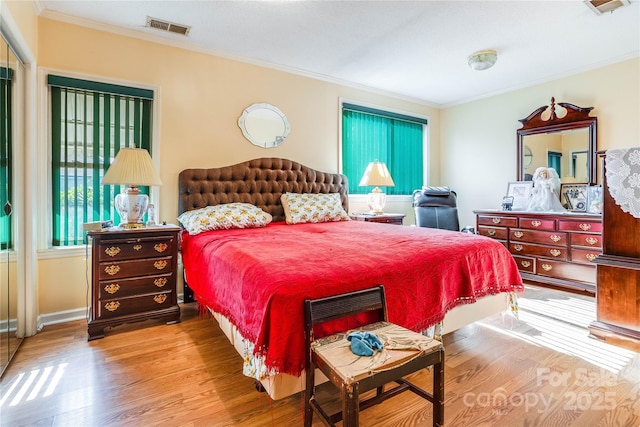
xmin=38 ymin=245 xmax=89 ymax=260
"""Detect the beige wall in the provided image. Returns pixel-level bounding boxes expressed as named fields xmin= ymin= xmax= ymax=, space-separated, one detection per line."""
xmin=10 ymin=13 xmax=639 ymax=321
xmin=441 ymin=57 xmax=640 ymax=228
xmin=35 ymin=18 xmax=440 ymax=317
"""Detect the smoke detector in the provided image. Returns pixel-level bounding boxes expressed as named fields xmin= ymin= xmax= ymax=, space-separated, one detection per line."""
xmin=145 ymin=17 xmax=190 ymax=36
xmin=584 ymin=0 xmax=630 ymax=15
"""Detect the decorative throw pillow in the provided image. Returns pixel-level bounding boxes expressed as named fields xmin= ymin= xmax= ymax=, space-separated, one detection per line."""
xmin=281 ymin=192 xmax=350 ymax=224
xmin=178 ymin=203 xmax=272 ymax=235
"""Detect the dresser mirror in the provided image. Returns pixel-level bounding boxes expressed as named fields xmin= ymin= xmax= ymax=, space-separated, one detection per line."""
xmin=238 ymin=103 xmax=291 ymax=148
xmin=517 ymin=97 xmax=597 ymax=185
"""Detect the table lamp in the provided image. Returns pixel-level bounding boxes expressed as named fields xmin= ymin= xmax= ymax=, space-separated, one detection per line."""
xmin=101 ymin=147 xmax=162 ymax=228
xmin=359 ymin=161 xmax=395 ymax=214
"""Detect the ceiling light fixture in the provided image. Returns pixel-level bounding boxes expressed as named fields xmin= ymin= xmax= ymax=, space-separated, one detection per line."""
xmin=468 ymin=49 xmax=498 ymax=71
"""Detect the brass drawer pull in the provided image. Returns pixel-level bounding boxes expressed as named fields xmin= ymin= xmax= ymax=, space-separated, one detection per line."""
xmin=154 ymin=294 xmax=167 ymax=304
xmin=541 ymin=263 xmax=553 ymax=271
xmin=514 ymin=244 xmax=523 ymax=251
xmin=549 ymin=249 xmax=561 ymax=257
xmin=585 ymin=237 xmax=598 ymax=246
xmin=133 ymin=244 xmax=142 ymax=251
xmin=586 ymin=253 xmax=597 ymax=261
xmin=104 ymin=265 xmax=121 ymax=276
xmin=531 ymin=220 xmax=541 ymax=228
xmin=550 ymin=235 xmax=561 ymax=242
xmin=579 ymin=223 xmax=592 ymax=231
xmin=488 ymin=229 xmax=496 ymax=236
xmin=105 ymin=246 xmax=121 ymax=257
xmin=154 ymin=243 xmax=168 ymax=253
xmin=154 ymin=260 xmax=168 ymax=270
xmin=154 ymin=278 xmax=168 ymax=288
xmin=104 ymin=283 xmax=120 ymax=294
xmin=492 ymin=218 xmax=501 ymax=224
xmin=520 ymin=260 xmax=531 ymax=268
xmin=104 ymin=301 xmax=120 ymax=312
xmin=514 ymin=231 xmax=523 ymax=238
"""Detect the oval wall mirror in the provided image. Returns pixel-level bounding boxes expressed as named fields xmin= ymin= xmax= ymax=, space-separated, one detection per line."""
xmin=238 ymin=103 xmax=291 ymax=148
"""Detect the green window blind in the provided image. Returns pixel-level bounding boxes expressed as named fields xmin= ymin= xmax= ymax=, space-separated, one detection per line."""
xmin=0 ymin=67 xmax=12 ymax=250
xmin=342 ymin=103 xmax=425 ymax=195
xmin=48 ymin=75 xmax=154 ymax=246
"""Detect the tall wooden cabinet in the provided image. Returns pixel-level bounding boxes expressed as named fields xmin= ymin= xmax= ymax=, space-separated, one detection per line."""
xmin=474 ymin=210 xmax=602 ymax=294
xmin=589 ymin=155 xmax=640 ymax=347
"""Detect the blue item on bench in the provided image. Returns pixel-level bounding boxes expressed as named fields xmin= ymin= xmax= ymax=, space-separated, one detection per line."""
xmin=347 ymin=331 xmax=383 ymax=356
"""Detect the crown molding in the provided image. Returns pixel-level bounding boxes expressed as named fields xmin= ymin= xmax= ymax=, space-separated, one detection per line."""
xmin=38 ymin=9 xmax=439 ymax=109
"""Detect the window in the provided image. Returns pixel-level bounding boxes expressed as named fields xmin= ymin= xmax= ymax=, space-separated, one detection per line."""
xmin=48 ymin=75 xmax=154 ymax=246
xmin=548 ymin=151 xmax=562 ymax=177
xmin=0 ymin=66 xmax=12 ymax=250
xmin=341 ymin=103 xmax=425 ymax=196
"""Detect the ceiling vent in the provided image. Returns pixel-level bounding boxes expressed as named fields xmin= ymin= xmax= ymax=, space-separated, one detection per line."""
xmin=145 ymin=17 xmax=190 ymax=36
xmin=584 ymin=0 xmax=630 ymax=15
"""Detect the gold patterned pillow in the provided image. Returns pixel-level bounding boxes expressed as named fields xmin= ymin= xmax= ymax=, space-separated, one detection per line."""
xmin=281 ymin=193 xmax=350 ymax=225
xmin=178 ymin=203 xmax=272 ymax=235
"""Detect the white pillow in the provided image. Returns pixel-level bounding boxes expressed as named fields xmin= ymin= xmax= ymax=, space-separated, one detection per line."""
xmin=280 ymin=193 xmax=350 ymax=225
xmin=178 ymin=203 xmax=272 ymax=235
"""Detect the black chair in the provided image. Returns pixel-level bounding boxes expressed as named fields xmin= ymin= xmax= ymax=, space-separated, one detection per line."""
xmin=412 ymin=186 xmax=460 ymax=231
xmin=304 ymin=286 xmax=444 ymax=427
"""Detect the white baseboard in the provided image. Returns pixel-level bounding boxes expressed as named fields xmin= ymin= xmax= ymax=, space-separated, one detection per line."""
xmin=37 ymin=307 xmax=87 ymax=328
xmin=36 ymin=293 xmax=185 ymax=329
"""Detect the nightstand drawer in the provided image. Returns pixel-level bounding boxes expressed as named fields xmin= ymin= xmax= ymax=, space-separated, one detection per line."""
xmin=98 ymin=256 xmax=173 ymax=280
xmin=97 ymin=292 xmax=174 ymax=319
xmin=99 ymin=273 xmax=174 ymax=299
xmin=98 ymin=236 xmax=176 ymax=261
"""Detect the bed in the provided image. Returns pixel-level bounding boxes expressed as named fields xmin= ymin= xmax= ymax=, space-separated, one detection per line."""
xmin=178 ymin=157 xmax=523 ymax=399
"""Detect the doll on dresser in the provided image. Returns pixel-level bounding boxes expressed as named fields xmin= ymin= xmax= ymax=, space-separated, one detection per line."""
xmin=526 ymin=167 xmax=566 ymax=212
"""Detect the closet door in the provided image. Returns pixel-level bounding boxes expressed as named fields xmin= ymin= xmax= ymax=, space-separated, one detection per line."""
xmin=0 ymin=30 xmax=23 ymax=377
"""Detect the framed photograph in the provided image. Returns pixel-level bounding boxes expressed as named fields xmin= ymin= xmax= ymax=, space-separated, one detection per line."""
xmin=587 ymin=185 xmax=603 ymax=214
xmin=560 ymin=183 xmax=588 ymax=212
xmin=506 ymin=181 xmax=533 ymax=211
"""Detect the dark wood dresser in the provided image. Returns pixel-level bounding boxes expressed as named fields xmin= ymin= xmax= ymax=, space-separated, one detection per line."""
xmin=474 ymin=210 xmax=602 ymax=294
xmin=589 ymin=154 xmax=640 ymax=348
xmin=87 ymin=226 xmax=181 ymax=340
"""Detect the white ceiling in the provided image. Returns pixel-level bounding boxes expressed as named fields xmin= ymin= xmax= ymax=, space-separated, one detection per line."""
xmin=37 ymin=0 xmax=640 ymax=107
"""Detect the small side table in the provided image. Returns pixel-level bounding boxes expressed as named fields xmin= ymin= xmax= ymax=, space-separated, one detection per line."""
xmin=350 ymin=213 xmax=405 ymax=226
xmin=87 ymin=225 xmax=181 ymax=340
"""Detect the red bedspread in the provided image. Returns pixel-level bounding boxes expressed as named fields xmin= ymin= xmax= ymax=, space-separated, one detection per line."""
xmin=181 ymin=220 xmax=523 ymax=376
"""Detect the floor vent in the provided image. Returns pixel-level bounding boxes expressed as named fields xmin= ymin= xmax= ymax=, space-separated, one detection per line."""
xmin=584 ymin=0 xmax=630 ymax=15
xmin=145 ymin=17 xmax=190 ymax=36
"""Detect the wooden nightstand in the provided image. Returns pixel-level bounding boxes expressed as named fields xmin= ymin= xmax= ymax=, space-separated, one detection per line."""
xmin=350 ymin=213 xmax=405 ymax=225
xmin=87 ymin=225 xmax=181 ymax=340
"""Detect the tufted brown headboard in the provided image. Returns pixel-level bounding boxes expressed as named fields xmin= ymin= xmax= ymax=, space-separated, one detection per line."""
xmin=178 ymin=158 xmax=349 ymax=223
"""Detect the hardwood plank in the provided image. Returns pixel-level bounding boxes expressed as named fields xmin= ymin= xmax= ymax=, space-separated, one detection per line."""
xmin=1 ymin=288 xmax=639 ymax=426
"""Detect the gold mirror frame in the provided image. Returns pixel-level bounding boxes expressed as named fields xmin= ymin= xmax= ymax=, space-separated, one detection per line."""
xmin=517 ymin=97 xmax=597 ymax=185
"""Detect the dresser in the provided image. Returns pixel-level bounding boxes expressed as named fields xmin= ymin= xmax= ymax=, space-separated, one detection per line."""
xmin=474 ymin=210 xmax=602 ymax=294
xmin=87 ymin=226 xmax=181 ymax=340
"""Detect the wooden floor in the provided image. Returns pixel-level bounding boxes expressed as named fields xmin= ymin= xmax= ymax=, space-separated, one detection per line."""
xmin=1 ymin=285 xmax=639 ymax=426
